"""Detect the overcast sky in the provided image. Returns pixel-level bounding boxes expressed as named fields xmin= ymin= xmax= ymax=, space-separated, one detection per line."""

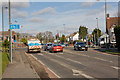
xmin=0 ymin=0 xmax=119 ymax=36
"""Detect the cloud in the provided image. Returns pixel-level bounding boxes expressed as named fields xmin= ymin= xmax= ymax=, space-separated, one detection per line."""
xmin=81 ymin=2 xmax=95 ymax=7
xmin=27 ymin=17 xmax=45 ymax=23
xmin=32 ymin=7 xmax=56 ymax=16
xmin=12 ymin=9 xmax=28 ymax=18
xmin=0 ymin=1 xmax=29 ymax=9
xmin=11 ymin=2 xmax=30 ymax=9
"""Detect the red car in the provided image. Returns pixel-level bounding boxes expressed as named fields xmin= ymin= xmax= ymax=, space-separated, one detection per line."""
xmin=49 ymin=44 xmax=63 ymax=53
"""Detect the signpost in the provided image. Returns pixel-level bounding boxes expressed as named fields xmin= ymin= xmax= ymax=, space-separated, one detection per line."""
xmin=9 ymin=24 xmax=20 ymax=63
xmin=9 ymin=24 xmax=20 ymax=29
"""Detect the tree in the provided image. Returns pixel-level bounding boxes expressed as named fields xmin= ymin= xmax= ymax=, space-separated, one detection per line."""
xmin=36 ymin=31 xmax=54 ymax=43
xmin=36 ymin=32 xmax=42 ymax=43
xmin=114 ymin=26 xmax=120 ymax=51
xmin=21 ymin=38 xmax=27 ymax=45
xmin=92 ymin=28 xmax=101 ymax=42
xmin=2 ymin=39 xmax=9 ymax=48
xmin=60 ymin=34 xmax=66 ymax=42
xmin=79 ymin=26 xmax=88 ymax=41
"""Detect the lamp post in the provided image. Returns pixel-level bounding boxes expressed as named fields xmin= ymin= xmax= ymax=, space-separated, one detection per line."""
xmin=97 ymin=0 xmax=108 ymax=49
xmin=9 ymin=0 xmax=12 ymax=63
xmin=96 ymin=18 xmax=99 ymax=46
xmin=2 ymin=6 xmax=8 ymax=52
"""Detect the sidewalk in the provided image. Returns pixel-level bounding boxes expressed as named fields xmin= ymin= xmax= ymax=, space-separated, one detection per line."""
xmin=2 ymin=49 xmax=39 ymax=79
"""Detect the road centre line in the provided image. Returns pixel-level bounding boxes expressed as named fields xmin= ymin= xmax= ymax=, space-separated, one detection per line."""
xmin=64 ymin=49 xmax=113 ymax=63
xmin=53 ymin=54 xmax=83 ymax=65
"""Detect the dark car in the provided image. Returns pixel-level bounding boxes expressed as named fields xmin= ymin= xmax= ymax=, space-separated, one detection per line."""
xmin=74 ymin=42 xmax=88 ymax=51
xmin=43 ymin=43 xmax=53 ymax=51
xmin=49 ymin=44 xmax=63 ymax=53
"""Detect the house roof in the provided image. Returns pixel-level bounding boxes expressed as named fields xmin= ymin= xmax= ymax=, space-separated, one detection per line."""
xmin=70 ymin=32 xmax=78 ymax=37
xmin=0 ymin=31 xmax=16 ymax=36
xmin=107 ymin=14 xmax=120 ymax=31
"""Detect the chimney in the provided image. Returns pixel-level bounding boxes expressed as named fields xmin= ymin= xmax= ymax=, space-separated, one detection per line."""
xmin=107 ymin=14 xmax=109 ymax=18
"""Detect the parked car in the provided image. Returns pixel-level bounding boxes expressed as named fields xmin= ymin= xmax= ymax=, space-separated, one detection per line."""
xmin=60 ymin=43 xmax=65 ymax=48
xmin=74 ymin=42 xmax=88 ymax=51
xmin=43 ymin=43 xmax=53 ymax=51
xmin=65 ymin=43 xmax=69 ymax=47
xmin=49 ymin=44 xmax=63 ymax=53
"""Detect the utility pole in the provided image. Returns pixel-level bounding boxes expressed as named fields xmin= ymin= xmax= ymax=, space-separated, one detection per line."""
xmin=9 ymin=0 xmax=12 ymax=63
xmin=63 ymin=24 xmax=65 ymax=43
xmin=96 ymin=18 xmax=99 ymax=46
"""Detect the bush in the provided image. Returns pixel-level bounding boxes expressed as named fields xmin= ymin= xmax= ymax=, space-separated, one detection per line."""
xmin=114 ymin=26 xmax=120 ymax=51
xmin=2 ymin=39 xmax=9 ymax=48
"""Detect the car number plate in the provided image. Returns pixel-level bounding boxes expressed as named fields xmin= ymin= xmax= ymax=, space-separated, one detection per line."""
xmin=57 ymin=49 xmax=60 ymax=51
xmin=82 ymin=47 xmax=85 ymax=49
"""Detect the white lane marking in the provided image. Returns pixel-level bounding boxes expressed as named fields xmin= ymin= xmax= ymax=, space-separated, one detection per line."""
xmin=31 ymin=54 xmax=61 ymax=78
xmin=94 ymin=57 xmax=113 ymax=63
xmin=111 ymin=66 xmax=120 ymax=70
xmin=40 ymin=53 xmax=96 ymax=79
xmin=37 ymin=53 xmax=43 ymax=55
xmin=72 ymin=69 xmax=97 ymax=80
xmin=54 ymin=54 xmax=83 ymax=65
xmin=64 ymin=50 xmax=113 ymax=63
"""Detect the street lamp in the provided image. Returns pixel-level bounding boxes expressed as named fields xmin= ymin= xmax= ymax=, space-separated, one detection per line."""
xmin=96 ymin=18 xmax=99 ymax=45
xmin=97 ymin=0 xmax=108 ymax=49
xmin=96 ymin=0 xmax=107 ymax=33
xmin=2 ymin=6 xmax=8 ymax=41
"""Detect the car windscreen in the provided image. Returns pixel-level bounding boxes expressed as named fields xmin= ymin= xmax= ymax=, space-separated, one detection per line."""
xmin=47 ymin=44 xmax=52 ymax=46
xmin=54 ymin=44 xmax=61 ymax=46
xmin=77 ymin=43 xmax=86 ymax=46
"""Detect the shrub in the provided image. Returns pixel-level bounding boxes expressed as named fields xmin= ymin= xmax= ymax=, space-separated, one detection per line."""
xmin=114 ymin=26 xmax=120 ymax=51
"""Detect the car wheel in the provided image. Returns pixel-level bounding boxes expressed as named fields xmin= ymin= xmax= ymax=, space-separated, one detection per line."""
xmin=74 ymin=47 xmax=76 ymax=50
xmin=85 ymin=48 xmax=88 ymax=51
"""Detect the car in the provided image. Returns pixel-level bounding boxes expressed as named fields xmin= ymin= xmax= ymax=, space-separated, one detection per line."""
xmin=49 ymin=44 xmax=63 ymax=53
xmin=43 ymin=43 xmax=53 ymax=51
xmin=65 ymin=43 xmax=69 ymax=47
xmin=74 ymin=42 xmax=88 ymax=51
xmin=60 ymin=43 xmax=65 ymax=48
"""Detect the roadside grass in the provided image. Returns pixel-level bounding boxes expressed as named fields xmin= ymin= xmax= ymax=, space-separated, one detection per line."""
xmin=2 ymin=52 xmax=9 ymax=73
xmin=103 ymin=50 xmax=120 ymax=55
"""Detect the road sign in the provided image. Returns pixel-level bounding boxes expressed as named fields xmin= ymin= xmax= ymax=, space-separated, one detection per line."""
xmin=9 ymin=24 xmax=20 ymax=29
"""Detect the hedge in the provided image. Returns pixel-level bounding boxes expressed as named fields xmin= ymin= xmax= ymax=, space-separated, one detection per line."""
xmin=114 ymin=26 xmax=120 ymax=51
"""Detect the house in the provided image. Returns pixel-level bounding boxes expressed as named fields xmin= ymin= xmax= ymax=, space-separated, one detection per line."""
xmin=69 ymin=32 xmax=79 ymax=41
xmin=106 ymin=14 xmax=120 ymax=43
xmin=0 ymin=30 xmax=17 ymax=42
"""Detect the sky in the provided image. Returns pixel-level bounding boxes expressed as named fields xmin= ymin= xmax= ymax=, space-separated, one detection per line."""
xmin=0 ymin=0 xmax=119 ymax=36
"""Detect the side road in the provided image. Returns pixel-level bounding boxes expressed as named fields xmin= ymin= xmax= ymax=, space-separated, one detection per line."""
xmin=2 ymin=48 xmax=39 ymax=79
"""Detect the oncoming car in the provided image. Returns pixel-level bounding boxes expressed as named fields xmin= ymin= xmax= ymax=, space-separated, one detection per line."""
xmin=49 ymin=44 xmax=63 ymax=53
xmin=74 ymin=42 xmax=88 ymax=51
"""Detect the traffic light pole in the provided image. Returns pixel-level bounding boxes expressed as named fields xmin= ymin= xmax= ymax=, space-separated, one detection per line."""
xmin=9 ymin=0 xmax=12 ymax=63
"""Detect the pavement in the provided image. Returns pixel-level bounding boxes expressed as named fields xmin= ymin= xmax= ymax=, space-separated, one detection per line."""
xmin=2 ymin=48 xmax=40 ymax=79
xmin=30 ymin=47 xmax=119 ymax=79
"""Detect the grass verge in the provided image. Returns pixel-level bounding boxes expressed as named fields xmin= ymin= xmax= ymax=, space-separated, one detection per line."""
xmin=2 ymin=52 xmax=9 ymax=74
xmin=103 ymin=50 xmax=120 ymax=55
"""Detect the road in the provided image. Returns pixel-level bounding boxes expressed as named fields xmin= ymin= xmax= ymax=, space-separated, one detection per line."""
xmin=28 ymin=47 xmax=119 ymax=79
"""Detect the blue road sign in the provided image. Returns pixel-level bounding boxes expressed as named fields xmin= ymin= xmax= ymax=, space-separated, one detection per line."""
xmin=9 ymin=24 xmax=20 ymax=29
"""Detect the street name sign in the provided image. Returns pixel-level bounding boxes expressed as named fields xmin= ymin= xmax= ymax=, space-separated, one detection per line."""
xmin=9 ymin=24 xmax=20 ymax=29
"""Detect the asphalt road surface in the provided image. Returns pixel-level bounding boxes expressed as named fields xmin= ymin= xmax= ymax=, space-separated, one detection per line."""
xmin=28 ymin=47 xmax=119 ymax=79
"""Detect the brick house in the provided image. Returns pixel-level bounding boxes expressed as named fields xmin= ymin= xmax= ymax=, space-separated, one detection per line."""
xmin=0 ymin=30 xmax=17 ymax=42
xmin=106 ymin=14 xmax=120 ymax=43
